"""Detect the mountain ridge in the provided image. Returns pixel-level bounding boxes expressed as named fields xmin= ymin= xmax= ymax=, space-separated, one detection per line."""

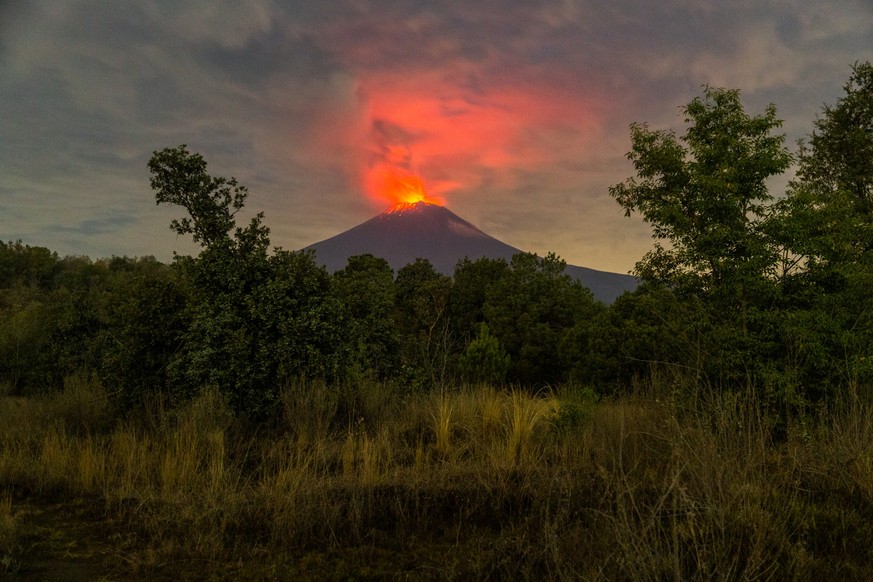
xmin=305 ymin=202 xmax=639 ymax=303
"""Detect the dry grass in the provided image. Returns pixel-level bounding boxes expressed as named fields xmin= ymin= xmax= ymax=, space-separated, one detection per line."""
xmin=1 ymin=376 xmax=872 ymax=579
xmin=0 ymin=493 xmax=17 ymax=574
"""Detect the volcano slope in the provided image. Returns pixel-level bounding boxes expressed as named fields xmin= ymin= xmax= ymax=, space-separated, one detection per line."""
xmin=306 ymin=201 xmax=638 ymax=303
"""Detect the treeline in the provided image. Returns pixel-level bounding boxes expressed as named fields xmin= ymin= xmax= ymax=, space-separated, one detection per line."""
xmin=1 ymin=62 xmax=871 ymax=419
xmin=0 ymin=238 xmax=613 ymax=412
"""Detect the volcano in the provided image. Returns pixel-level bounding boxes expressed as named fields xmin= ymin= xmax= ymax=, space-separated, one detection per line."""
xmin=305 ymin=202 xmax=638 ymax=303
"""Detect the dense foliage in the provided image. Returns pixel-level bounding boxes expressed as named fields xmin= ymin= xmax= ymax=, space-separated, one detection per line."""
xmin=608 ymin=67 xmax=873 ymax=409
xmin=1 ymin=63 xmax=871 ymax=418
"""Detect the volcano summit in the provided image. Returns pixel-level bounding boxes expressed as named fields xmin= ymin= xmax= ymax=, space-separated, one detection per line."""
xmin=305 ymin=202 xmax=638 ymax=303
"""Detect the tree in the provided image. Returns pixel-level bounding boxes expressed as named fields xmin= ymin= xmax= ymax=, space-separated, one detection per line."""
xmin=449 ymin=257 xmax=510 ymax=343
xmin=44 ymin=259 xmax=112 ymax=385
xmin=779 ymin=62 xmax=873 ymax=273
xmin=148 ymin=145 xmax=259 ymax=248
xmin=800 ymin=61 xmax=873 ymax=211
xmin=0 ymin=242 xmax=63 ymax=392
xmin=458 ymin=323 xmax=509 ymax=385
xmin=561 ymin=283 xmax=688 ymax=394
xmin=0 ymin=287 xmax=52 ymax=391
xmin=394 ymin=259 xmax=453 ymax=388
xmin=608 ymin=87 xmax=800 ymax=395
xmin=775 ymin=62 xmax=873 ymax=393
xmin=0 ymin=241 xmax=60 ymax=289
xmin=484 ymin=252 xmax=600 ymax=386
xmin=93 ymin=257 xmax=189 ymax=410
xmin=332 ymin=254 xmax=398 ymax=379
xmin=609 ymin=87 xmax=792 ymax=323
xmin=149 ymin=146 xmax=339 ymax=415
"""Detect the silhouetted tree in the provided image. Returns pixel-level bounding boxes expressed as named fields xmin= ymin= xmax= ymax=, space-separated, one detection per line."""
xmin=149 ymin=145 xmax=339 ymax=415
xmin=774 ymin=62 xmax=873 ymax=394
xmin=610 ymin=87 xmax=794 ymax=393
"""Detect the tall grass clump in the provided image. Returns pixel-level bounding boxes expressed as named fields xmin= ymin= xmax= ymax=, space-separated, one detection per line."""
xmin=430 ymin=392 xmax=455 ymax=459
xmin=819 ymin=388 xmax=873 ymax=502
xmin=280 ymin=378 xmax=339 ymax=445
xmin=502 ymin=390 xmax=556 ymax=467
xmin=156 ymin=387 xmax=234 ymax=501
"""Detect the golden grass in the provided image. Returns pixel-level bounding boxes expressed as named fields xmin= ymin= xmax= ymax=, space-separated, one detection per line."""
xmin=1 ymin=377 xmax=872 ymax=579
xmin=430 ymin=393 xmax=455 ymax=458
xmin=502 ymin=390 xmax=556 ymax=466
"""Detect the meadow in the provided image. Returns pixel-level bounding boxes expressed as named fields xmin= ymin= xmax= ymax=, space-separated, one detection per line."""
xmin=2 ymin=374 xmax=872 ymax=580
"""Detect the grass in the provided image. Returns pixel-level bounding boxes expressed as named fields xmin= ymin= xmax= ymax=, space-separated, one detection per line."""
xmin=0 ymin=492 xmax=17 ymax=574
xmin=1 ymin=376 xmax=872 ymax=579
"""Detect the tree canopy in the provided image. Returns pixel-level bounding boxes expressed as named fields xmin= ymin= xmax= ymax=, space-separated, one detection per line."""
xmin=609 ymin=87 xmax=792 ymax=308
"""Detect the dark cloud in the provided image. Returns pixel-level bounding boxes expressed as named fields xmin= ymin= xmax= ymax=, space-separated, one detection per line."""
xmin=54 ymin=215 xmax=137 ymax=236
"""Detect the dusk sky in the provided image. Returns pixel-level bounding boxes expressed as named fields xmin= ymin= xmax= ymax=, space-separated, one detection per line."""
xmin=2 ymin=1 xmax=872 ymax=274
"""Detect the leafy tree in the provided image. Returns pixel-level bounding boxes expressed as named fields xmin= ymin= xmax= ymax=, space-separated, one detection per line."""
xmin=774 ymin=62 xmax=873 ymax=393
xmin=332 ymin=254 xmax=398 ymax=380
xmin=148 ymin=145 xmax=259 ymax=248
xmin=0 ymin=241 xmax=60 ymax=289
xmin=484 ymin=253 xmax=600 ymax=386
xmin=458 ymin=323 xmax=509 ymax=385
xmin=799 ymin=61 xmax=873 ymax=211
xmin=0 ymin=286 xmax=52 ymax=391
xmin=778 ymin=62 xmax=873 ymax=273
xmin=449 ymin=257 xmax=510 ymax=343
xmin=394 ymin=259 xmax=453 ymax=387
xmin=609 ymin=87 xmax=792 ymax=327
xmin=608 ymin=86 xmax=798 ymax=394
xmin=92 ymin=257 xmax=189 ymax=409
xmin=43 ymin=259 xmax=114 ymax=385
xmin=149 ymin=145 xmax=339 ymax=415
xmin=0 ymin=241 xmax=63 ymax=391
xmin=562 ymin=283 xmax=688 ymax=393
xmin=245 ymin=249 xmax=342 ymax=392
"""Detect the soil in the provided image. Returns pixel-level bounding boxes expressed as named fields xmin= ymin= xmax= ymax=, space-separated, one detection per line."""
xmin=1 ymin=493 xmax=452 ymax=581
xmin=3 ymin=494 xmax=137 ymax=581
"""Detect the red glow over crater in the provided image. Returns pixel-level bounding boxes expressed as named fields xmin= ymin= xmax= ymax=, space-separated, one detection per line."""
xmin=365 ymin=164 xmax=444 ymax=208
xmin=341 ymin=71 xmax=604 ymax=213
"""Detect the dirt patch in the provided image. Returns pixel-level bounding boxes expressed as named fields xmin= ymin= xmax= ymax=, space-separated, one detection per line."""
xmin=5 ymin=494 xmax=137 ymax=581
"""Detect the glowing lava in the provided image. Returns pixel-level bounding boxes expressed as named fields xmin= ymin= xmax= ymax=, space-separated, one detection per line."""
xmin=365 ymin=163 xmax=444 ymax=208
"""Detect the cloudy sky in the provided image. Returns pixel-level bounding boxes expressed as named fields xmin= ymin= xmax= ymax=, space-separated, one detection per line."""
xmin=2 ymin=1 xmax=872 ymax=273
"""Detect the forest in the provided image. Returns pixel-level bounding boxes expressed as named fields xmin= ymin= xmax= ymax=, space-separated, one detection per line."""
xmin=0 ymin=63 xmax=871 ymax=579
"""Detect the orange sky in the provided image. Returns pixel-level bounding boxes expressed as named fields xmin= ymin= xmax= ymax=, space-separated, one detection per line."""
xmin=352 ymin=72 xmax=607 ymax=209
